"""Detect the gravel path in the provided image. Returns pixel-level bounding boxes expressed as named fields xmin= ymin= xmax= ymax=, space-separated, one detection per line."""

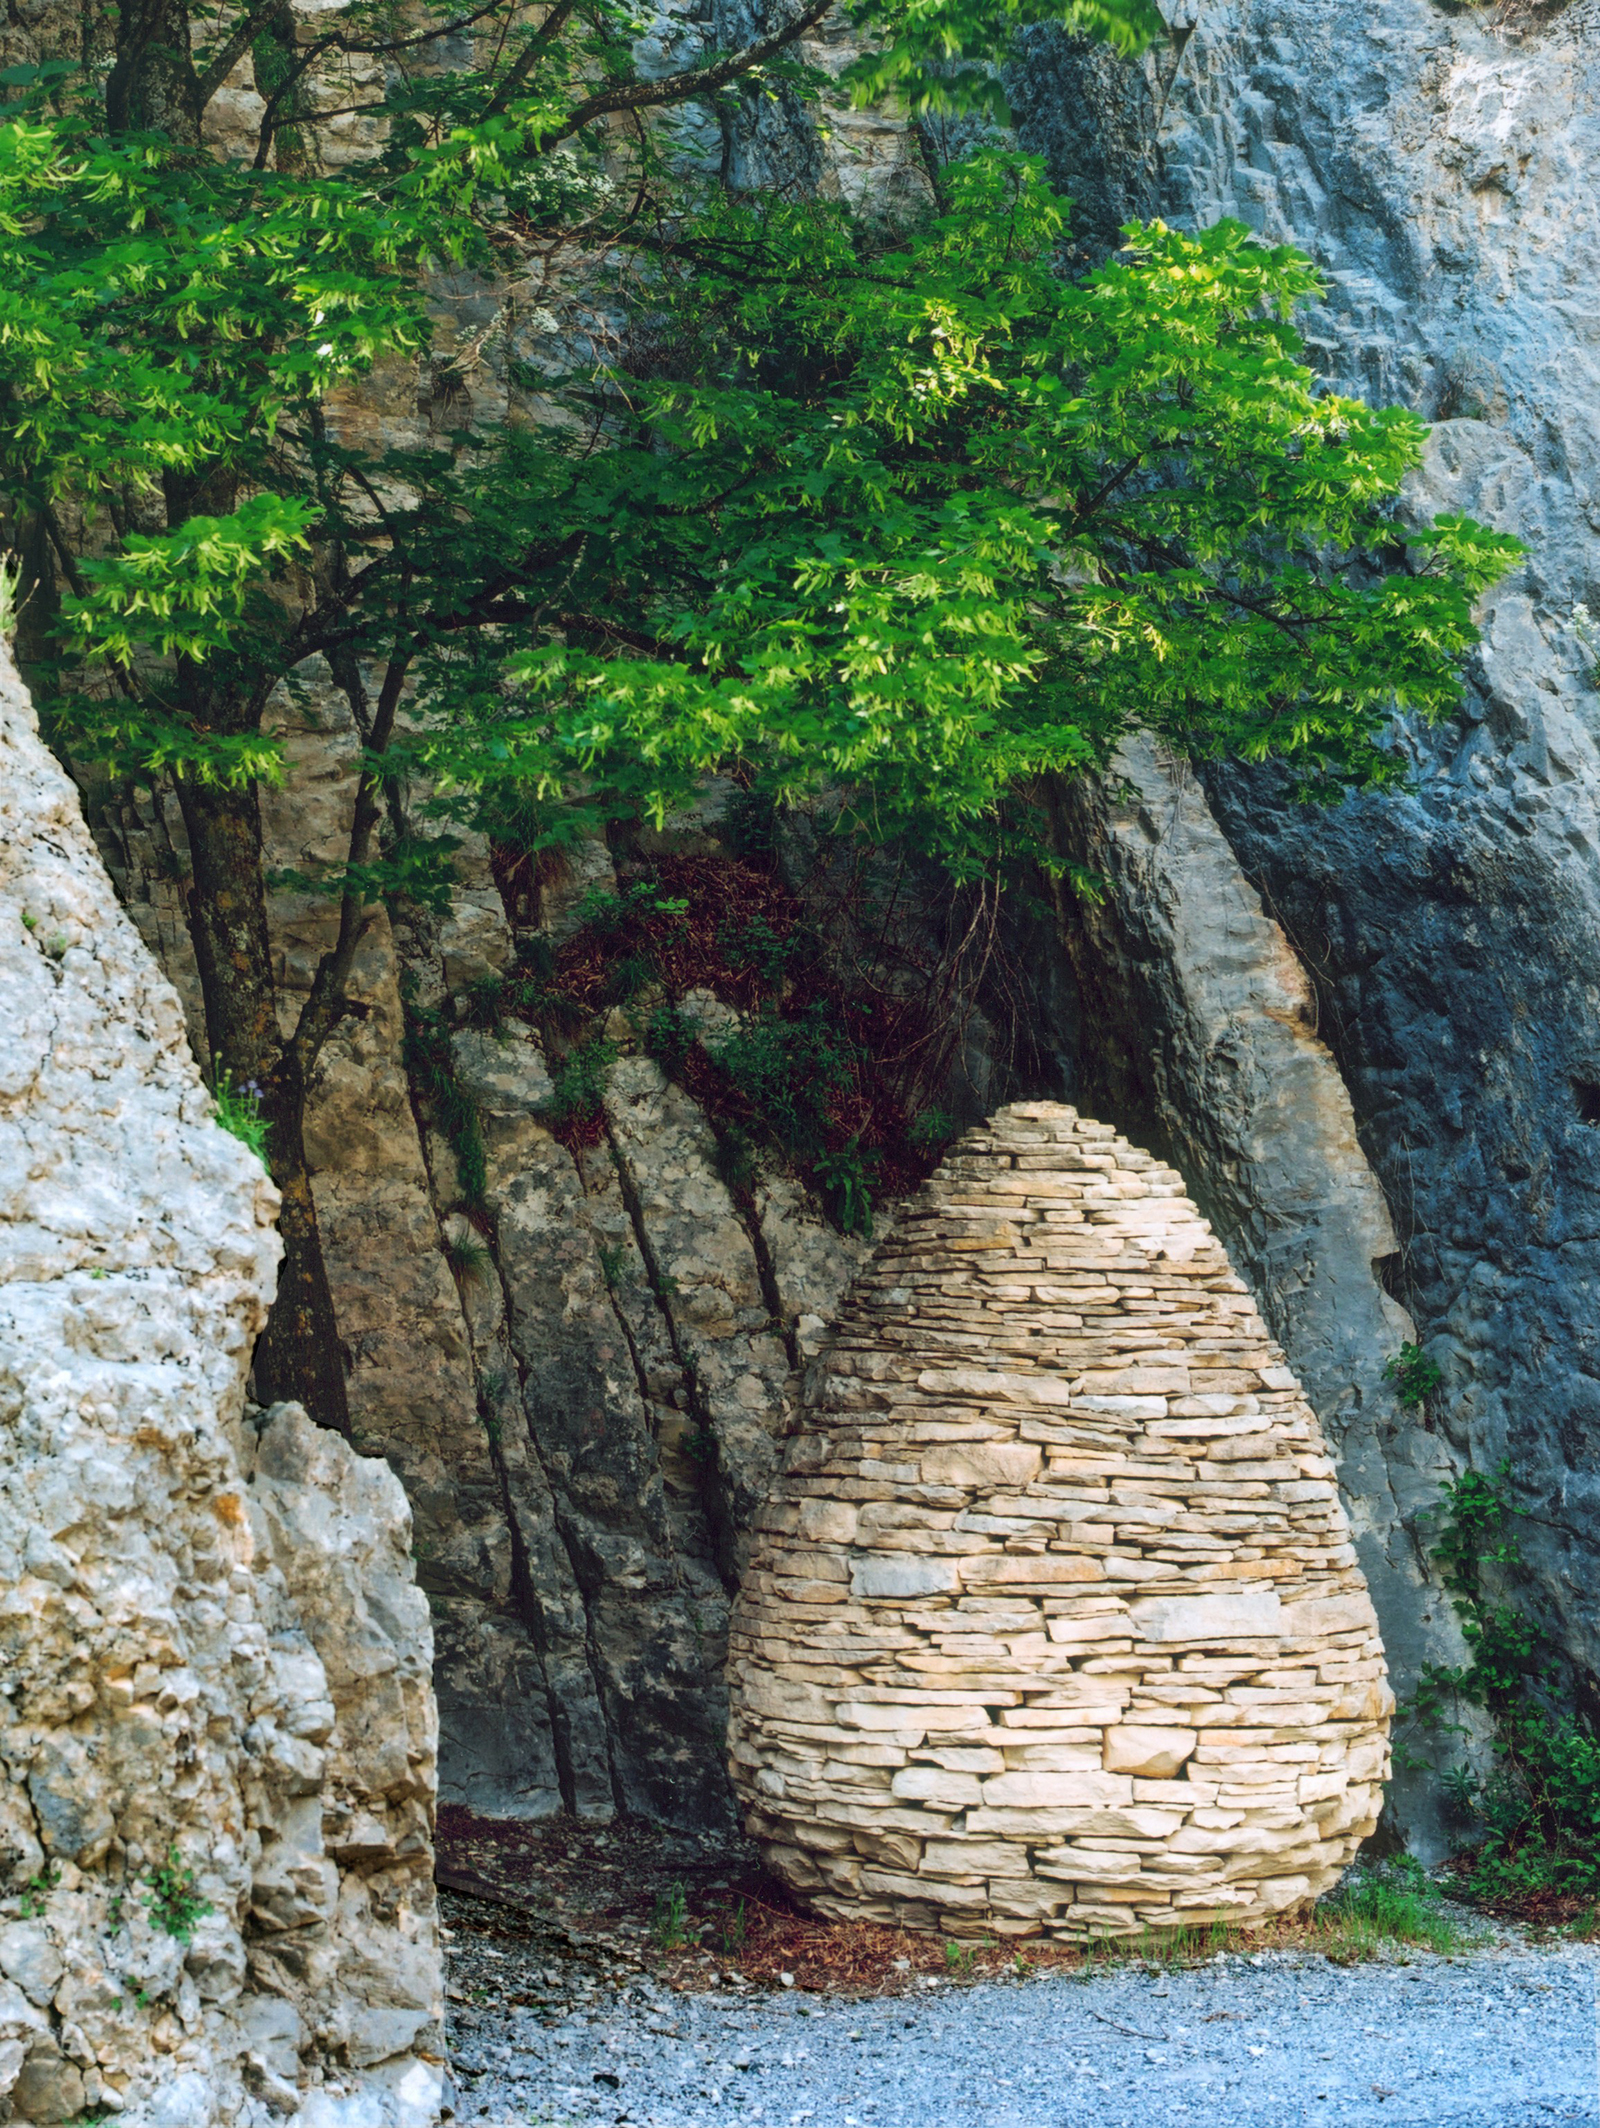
xmin=448 ymin=1939 xmax=1600 ymax=2128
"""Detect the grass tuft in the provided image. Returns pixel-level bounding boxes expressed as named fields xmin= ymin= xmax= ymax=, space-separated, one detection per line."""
xmin=212 ymin=1061 xmax=270 ymax=1164
xmin=1308 ymin=1858 xmax=1466 ymax=1961
xmin=446 ymin=1232 xmax=494 ymax=1283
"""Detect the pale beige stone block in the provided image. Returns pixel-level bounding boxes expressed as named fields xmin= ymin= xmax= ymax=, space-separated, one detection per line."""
xmin=1128 ymin=1592 xmax=1284 ymax=1642
xmin=1102 ymin=1725 xmax=1199 ymax=1777
xmin=891 ymin=1767 xmax=985 ymax=1808
xmin=921 ymin=1443 xmax=1044 ymax=1488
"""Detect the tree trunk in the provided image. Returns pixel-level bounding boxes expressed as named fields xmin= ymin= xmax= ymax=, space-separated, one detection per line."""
xmin=106 ymin=0 xmax=202 ymax=139
xmin=251 ymin=1079 xmax=352 ymax=1433
xmin=176 ymin=770 xmax=352 ymax=1435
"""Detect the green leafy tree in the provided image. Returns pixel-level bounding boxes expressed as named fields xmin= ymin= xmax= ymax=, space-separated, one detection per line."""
xmin=0 ymin=0 xmax=1517 ymax=1427
xmin=407 ymin=156 xmax=1518 ymax=868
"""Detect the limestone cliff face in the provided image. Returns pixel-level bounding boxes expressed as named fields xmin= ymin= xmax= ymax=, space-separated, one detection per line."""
xmin=60 ymin=0 xmax=1600 ymax=1865
xmin=0 ymin=651 xmax=441 ymax=2128
xmin=1029 ymin=746 xmax=1479 ymax=1855
xmin=96 ymin=727 xmax=869 ymax=1831
xmin=1006 ymin=0 xmax=1600 ymax=1832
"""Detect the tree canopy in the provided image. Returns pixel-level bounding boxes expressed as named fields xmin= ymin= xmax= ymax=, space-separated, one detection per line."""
xmin=0 ymin=0 xmax=1519 ymax=1423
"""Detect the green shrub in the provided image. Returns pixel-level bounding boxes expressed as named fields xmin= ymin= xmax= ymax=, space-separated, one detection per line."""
xmin=574 ymin=879 xmax=690 ymax=936
xmin=716 ymin=912 xmax=796 ymax=984
xmin=1312 ymin=1858 xmax=1463 ymax=1959
xmin=1385 ymin=1342 xmax=1443 ymax=1408
xmin=710 ymin=1003 xmax=853 ymax=1160
xmin=1408 ymin=1460 xmax=1600 ymax=1900
xmin=544 ymin=1037 xmax=617 ymax=1147
xmin=143 ymin=1849 xmax=212 ymax=1945
xmin=402 ymin=996 xmax=488 ymax=1208
xmin=651 ymin=1880 xmax=695 ymax=1953
xmin=909 ymin=1106 xmax=955 ymax=1151
xmin=645 ymin=1003 xmax=697 ymax=1071
xmin=812 ymin=1135 xmax=880 ymax=1235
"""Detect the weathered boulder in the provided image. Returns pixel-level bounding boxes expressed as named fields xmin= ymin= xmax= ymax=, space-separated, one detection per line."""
xmin=0 ymin=647 xmax=442 ymax=2128
xmin=728 ymin=1103 xmax=1391 ymax=1936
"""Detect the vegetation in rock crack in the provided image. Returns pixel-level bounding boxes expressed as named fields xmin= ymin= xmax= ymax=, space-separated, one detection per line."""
xmin=1385 ymin=1342 xmax=1443 ymax=1410
xmin=446 ymin=1231 xmax=495 ymax=1283
xmin=142 ymin=1848 xmax=212 ymax=1944
xmin=402 ymin=993 xmax=489 ymax=1211
xmin=493 ymin=847 xmax=975 ymax=1229
xmin=0 ymin=0 xmax=1518 ymax=1416
xmin=543 ymin=1036 xmax=619 ymax=1150
xmin=16 ymin=1860 xmax=60 ymax=1919
xmin=210 ymin=1062 xmax=270 ymax=1164
xmin=1401 ymin=1460 xmax=1600 ymax=1910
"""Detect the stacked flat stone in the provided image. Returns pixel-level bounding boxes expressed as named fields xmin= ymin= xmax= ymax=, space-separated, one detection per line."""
xmin=727 ymin=1102 xmax=1392 ymax=1939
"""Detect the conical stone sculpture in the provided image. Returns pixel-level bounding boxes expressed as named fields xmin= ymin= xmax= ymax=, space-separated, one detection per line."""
xmin=728 ymin=1102 xmax=1392 ymax=1938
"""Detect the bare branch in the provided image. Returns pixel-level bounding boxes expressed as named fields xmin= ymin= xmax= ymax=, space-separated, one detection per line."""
xmin=289 ymin=625 xmax=412 ymax=1075
xmin=195 ymin=0 xmax=293 ymax=109
xmin=533 ymin=0 xmax=835 ymax=150
xmin=482 ymin=0 xmax=579 ymax=117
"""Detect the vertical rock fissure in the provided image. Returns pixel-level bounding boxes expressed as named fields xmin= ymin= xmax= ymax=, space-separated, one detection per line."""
xmin=593 ymin=1247 xmax=660 ymax=1426
xmin=716 ymin=1141 xmax=803 ymax=1375
xmin=483 ymin=1216 xmax=625 ymax=1819
xmin=400 ymin=1034 xmax=591 ymax=1815
xmin=481 ymin=1355 xmax=582 ymax=1816
xmin=604 ymin=1117 xmax=743 ymax=1592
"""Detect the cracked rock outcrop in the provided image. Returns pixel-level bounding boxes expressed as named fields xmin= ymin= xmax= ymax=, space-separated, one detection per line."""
xmin=728 ymin=1103 xmax=1391 ymax=1937
xmin=0 ymin=648 xmax=442 ymax=2128
xmin=1006 ymin=0 xmax=1600 ymax=1841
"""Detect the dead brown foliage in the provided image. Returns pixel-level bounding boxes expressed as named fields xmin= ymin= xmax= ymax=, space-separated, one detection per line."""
xmin=436 ymin=1803 xmax=1365 ymax=2001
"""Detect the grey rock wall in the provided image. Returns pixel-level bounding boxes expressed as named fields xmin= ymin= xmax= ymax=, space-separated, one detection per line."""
xmin=66 ymin=0 xmax=1600 ymax=1865
xmin=1035 ymin=744 xmax=1484 ymax=1854
xmin=91 ymin=655 xmax=870 ymax=1835
xmin=1015 ymin=0 xmax=1600 ymax=1798
xmin=0 ymin=648 xmax=442 ymax=2128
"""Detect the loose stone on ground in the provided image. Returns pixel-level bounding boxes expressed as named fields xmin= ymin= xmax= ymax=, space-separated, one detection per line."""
xmin=444 ymin=1917 xmax=1599 ymax=2128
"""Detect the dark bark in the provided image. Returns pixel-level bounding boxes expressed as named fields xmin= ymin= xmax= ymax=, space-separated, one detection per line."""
xmin=175 ymin=769 xmax=352 ymax=1435
xmin=106 ymin=0 xmax=202 ymax=140
xmin=247 ymin=1 xmax=316 ymax=173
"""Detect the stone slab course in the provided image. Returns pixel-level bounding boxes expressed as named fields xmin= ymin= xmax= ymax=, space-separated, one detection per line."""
xmin=728 ymin=1102 xmax=1392 ymax=1936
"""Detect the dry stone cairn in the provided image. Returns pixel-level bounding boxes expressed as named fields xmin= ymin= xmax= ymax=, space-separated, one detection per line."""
xmin=728 ymin=1102 xmax=1392 ymax=1937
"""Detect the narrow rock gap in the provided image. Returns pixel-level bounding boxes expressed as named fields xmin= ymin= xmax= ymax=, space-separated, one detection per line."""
xmin=603 ymin=1114 xmax=743 ymax=1594
xmin=580 ymin=1161 xmax=658 ymax=1422
xmin=398 ymin=1015 xmax=585 ymax=1815
xmin=575 ymin=1176 xmax=703 ymax=1632
xmin=478 ymin=1209 xmax=629 ymax=1822
xmin=478 ymin=1355 xmax=580 ymax=1817
xmin=711 ymin=1132 xmax=802 ymax=1375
